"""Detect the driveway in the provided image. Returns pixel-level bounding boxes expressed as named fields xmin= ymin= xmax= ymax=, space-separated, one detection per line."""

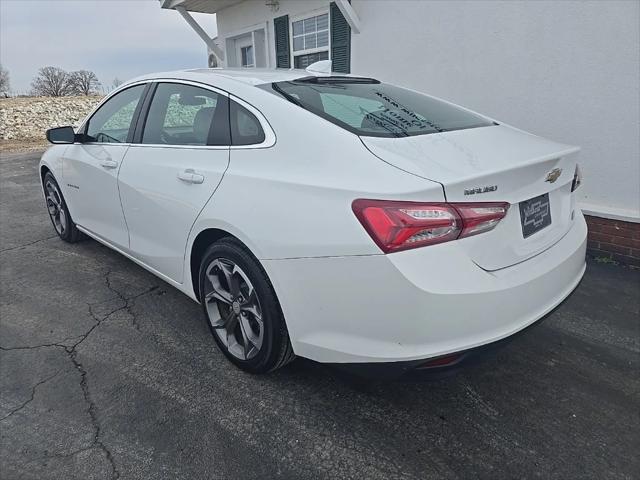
xmin=1 ymin=151 xmax=638 ymax=480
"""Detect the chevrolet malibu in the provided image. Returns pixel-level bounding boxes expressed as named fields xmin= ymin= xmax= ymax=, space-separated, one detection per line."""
xmin=40 ymin=65 xmax=586 ymax=375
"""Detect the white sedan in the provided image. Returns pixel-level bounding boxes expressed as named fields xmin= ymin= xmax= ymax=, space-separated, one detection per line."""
xmin=40 ymin=64 xmax=586 ymax=375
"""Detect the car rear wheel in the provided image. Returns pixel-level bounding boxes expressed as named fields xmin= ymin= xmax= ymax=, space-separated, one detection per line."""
xmin=43 ymin=172 xmax=81 ymax=243
xmin=198 ymin=238 xmax=295 ymax=373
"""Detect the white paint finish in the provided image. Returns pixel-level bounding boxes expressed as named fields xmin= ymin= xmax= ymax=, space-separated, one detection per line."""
xmin=183 ymin=83 xmax=446 ymax=263
xmin=265 ymin=212 xmax=586 ymax=363
xmin=362 ymin=124 xmax=582 ymax=269
xmin=118 ymin=144 xmax=230 ymax=283
xmin=351 ymin=0 xmax=640 ymax=220
xmin=39 ymin=146 xmax=65 ymax=184
xmin=362 ymin=125 xmax=578 ymax=192
xmin=61 ymin=144 xmax=130 ymax=249
xmin=305 ymin=59 xmax=332 ymax=75
xmin=39 ymin=68 xmax=589 ymax=365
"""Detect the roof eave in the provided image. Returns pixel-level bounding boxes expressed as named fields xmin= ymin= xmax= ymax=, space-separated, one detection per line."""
xmin=159 ymin=0 xmax=245 ymax=15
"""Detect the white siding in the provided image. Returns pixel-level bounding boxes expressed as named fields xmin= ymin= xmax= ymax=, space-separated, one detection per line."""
xmin=217 ymin=0 xmax=330 ymax=68
xmin=213 ymin=0 xmax=639 ymax=221
xmin=351 ymin=0 xmax=640 ymax=221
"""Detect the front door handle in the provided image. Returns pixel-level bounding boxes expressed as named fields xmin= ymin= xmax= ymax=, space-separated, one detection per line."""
xmin=177 ymin=169 xmax=205 ymax=184
xmin=99 ymin=159 xmax=118 ymax=169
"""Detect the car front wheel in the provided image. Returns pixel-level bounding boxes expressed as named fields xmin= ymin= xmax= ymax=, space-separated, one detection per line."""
xmin=43 ymin=172 xmax=81 ymax=243
xmin=198 ymin=238 xmax=295 ymax=373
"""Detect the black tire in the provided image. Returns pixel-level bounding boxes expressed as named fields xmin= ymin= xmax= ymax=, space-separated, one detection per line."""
xmin=198 ymin=237 xmax=295 ymax=373
xmin=43 ymin=172 xmax=81 ymax=243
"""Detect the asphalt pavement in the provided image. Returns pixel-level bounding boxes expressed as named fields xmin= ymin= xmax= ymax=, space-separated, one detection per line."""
xmin=1 ymin=151 xmax=639 ymax=480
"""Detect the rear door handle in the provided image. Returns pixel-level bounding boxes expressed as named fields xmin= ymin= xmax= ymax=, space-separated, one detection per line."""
xmin=177 ymin=169 xmax=205 ymax=184
xmin=99 ymin=159 xmax=118 ymax=169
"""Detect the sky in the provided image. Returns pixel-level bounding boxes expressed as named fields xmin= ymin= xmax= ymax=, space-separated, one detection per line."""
xmin=0 ymin=0 xmax=217 ymax=94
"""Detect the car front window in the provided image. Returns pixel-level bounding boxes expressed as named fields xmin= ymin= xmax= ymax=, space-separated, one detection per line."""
xmin=85 ymin=84 xmax=146 ymax=143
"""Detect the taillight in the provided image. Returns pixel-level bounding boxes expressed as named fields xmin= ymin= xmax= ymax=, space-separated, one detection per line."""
xmin=455 ymin=204 xmax=511 ymax=238
xmin=352 ymin=199 xmax=510 ymax=253
xmin=571 ymin=164 xmax=582 ymax=192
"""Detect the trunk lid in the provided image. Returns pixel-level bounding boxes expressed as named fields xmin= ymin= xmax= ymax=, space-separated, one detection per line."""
xmin=362 ymin=125 xmax=580 ymax=270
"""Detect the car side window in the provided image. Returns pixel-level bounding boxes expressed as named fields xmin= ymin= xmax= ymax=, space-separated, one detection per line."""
xmin=142 ymin=83 xmax=226 ymax=146
xmin=230 ymin=100 xmax=265 ymax=146
xmin=85 ymin=85 xmax=146 ymax=143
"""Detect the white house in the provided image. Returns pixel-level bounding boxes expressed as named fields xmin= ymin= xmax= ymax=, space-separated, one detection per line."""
xmin=160 ymin=0 xmax=640 ymax=261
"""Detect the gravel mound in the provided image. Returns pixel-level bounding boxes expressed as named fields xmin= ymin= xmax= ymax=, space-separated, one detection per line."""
xmin=0 ymin=96 xmax=103 ymax=141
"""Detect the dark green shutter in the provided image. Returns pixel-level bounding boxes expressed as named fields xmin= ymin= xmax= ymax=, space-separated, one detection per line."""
xmin=330 ymin=2 xmax=351 ymax=73
xmin=274 ymin=15 xmax=290 ymax=69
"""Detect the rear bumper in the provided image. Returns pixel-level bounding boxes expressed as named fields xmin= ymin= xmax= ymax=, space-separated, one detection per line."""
xmin=326 ymin=289 xmax=578 ymax=379
xmin=263 ymin=211 xmax=587 ymax=365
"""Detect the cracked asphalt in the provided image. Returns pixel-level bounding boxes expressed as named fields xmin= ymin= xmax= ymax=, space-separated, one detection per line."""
xmin=1 ymin=151 xmax=639 ymax=480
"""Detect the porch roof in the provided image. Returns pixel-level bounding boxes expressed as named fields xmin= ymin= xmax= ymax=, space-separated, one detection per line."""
xmin=160 ymin=0 xmax=361 ymax=33
xmin=159 ymin=0 xmax=244 ymax=15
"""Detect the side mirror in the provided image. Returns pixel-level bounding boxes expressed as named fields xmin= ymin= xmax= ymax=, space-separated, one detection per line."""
xmin=46 ymin=126 xmax=76 ymax=144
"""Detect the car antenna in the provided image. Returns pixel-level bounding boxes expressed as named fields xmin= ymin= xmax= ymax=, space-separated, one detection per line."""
xmin=305 ymin=60 xmax=333 ymax=76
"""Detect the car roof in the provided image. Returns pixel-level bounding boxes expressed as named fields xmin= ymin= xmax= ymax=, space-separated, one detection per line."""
xmin=127 ymin=67 xmax=363 ymax=89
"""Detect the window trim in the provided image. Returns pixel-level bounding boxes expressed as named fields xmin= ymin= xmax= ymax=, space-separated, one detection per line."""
xmin=229 ymin=97 xmax=265 ymax=146
xmin=77 ymin=78 xmax=275 ymax=149
xmin=229 ymin=93 xmax=276 ymax=149
xmin=289 ymin=9 xmax=330 ymax=64
xmin=132 ymin=82 xmax=157 ymax=143
xmin=240 ymin=45 xmax=255 ymax=68
xmin=138 ymin=81 xmax=230 ymax=147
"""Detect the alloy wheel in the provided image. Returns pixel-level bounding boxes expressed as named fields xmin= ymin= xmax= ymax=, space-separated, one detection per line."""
xmin=203 ymin=258 xmax=264 ymax=360
xmin=45 ymin=179 xmax=67 ymax=236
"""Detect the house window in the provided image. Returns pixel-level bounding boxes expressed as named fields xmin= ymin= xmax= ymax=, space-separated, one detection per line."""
xmin=294 ymin=51 xmax=329 ymax=69
xmin=241 ymin=45 xmax=254 ymax=68
xmin=291 ymin=13 xmax=329 ymax=67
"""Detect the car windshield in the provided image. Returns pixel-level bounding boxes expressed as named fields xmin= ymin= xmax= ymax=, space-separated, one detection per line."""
xmin=259 ymin=77 xmax=494 ymax=138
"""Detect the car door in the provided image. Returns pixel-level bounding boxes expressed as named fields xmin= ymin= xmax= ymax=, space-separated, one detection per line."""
xmin=117 ymin=81 xmax=231 ymax=283
xmin=63 ymin=83 xmax=148 ymax=249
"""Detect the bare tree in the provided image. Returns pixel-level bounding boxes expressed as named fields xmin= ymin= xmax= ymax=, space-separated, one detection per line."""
xmin=69 ymin=70 xmax=101 ymax=95
xmin=0 ymin=64 xmax=9 ymax=94
xmin=31 ymin=66 xmax=73 ymax=97
xmin=112 ymin=77 xmax=123 ymax=90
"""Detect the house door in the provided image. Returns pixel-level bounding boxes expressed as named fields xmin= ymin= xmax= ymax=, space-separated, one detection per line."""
xmin=235 ymin=36 xmax=254 ymax=68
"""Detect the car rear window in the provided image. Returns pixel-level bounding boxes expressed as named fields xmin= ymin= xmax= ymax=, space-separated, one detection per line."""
xmin=259 ymin=78 xmax=493 ymax=138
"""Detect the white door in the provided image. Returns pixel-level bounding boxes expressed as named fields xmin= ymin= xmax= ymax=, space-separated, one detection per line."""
xmin=63 ymin=84 xmax=147 ymax=249
xmin=117 ymin=82 xmax=230 ymax=282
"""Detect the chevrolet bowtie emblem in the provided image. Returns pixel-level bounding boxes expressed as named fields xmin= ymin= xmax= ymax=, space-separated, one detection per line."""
xmin=545 ymin=168 xmax=562 ymax=183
